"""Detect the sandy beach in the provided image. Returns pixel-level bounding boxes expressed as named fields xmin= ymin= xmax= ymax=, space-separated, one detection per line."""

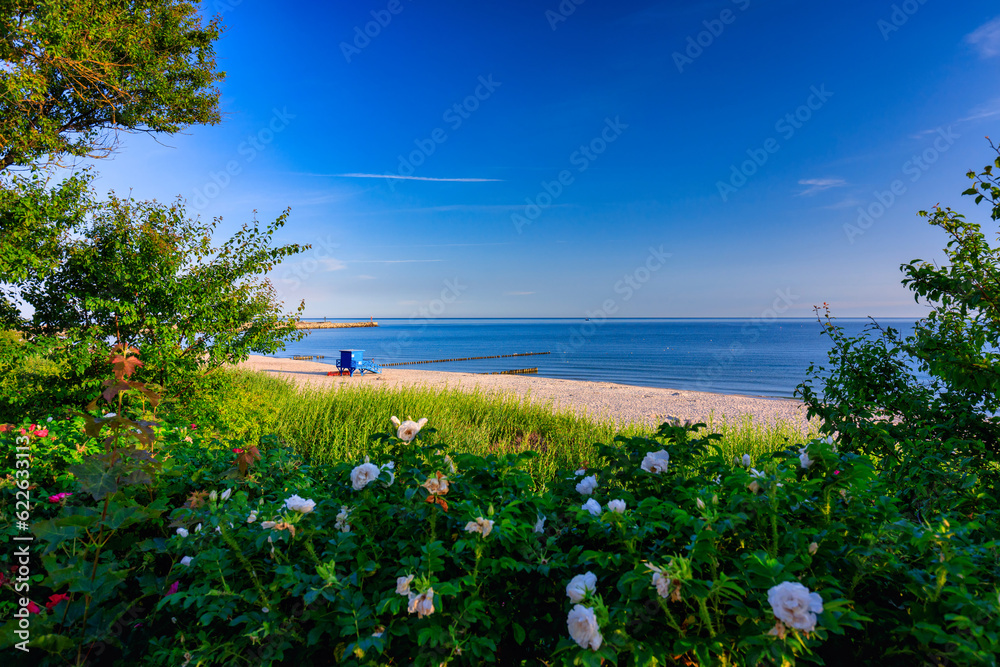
xmin=236 ymin=355 xmax=815 ymax=431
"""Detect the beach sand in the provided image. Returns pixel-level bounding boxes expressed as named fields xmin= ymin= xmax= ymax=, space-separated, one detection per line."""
xmin=236 ymin=355 xmax=815 ymax=432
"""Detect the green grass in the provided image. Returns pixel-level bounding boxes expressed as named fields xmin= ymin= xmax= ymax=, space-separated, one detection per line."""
xmin=180 ymin=369 xmax=821 ymax=482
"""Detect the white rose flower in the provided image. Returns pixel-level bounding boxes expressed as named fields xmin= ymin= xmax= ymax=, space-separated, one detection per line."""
xmin=391 ymin=416 xmax=428 ymax=442
xmin=575 ymin=469 xmax=586 ymax=476
xmin=407 ymin=588 xmax=435 ymax=618
xmin=567 ymin=604 xmax=603 ymax=651
xmin=534 ymin=514 xmax=546 ymax=533
xmin=767 ymin=581 xmax=824 ymax=632
xmin=799 ymin=450 xmax=813 ymax=469
xmin=640 ymin=449 xmax=670 ymax=474
xmin=350 ymin=462 xmax=381 ymax=490
xmin=581 ymin=498 xmax=602 ymax=516
xmin=464 ymin=517 xmax=495 ymax=538
xmin=46 ymin=416 xmax=53 ymax=422
xmin=247 ymin=511 xmax=258 ymax=524
xmin=180 ymin=556 xmax=193 ymax=567
xmin=742 ymin=453 xmax=752 ymax=467
xmin=261 ymin=521 xmax=277 ymax=530
xmin=284 ymin=494 xmax=316 ymax=513
xmin=194 ymin=523 xmax=202 ymax=533
xmin=221 ymin=488 xmax=233 ymax=502
xmin=421 ymin=473 xmax=449 ymax=496
xmin=335 ymin=505 xmax=352 ymax=533
xmin=653 ymin=571 xmax=672 ymax=598
xmin=176 ymin=527 xmax=189 ymax=538
xmin=575 ymin=475 xmax=598 ymax=495
xmin=566 ymin=572 xmax=598 ymax=603
xmin=396 ymin=574 xmax=414 ymax=596
xmin=607 ymin=499 xmax=626 ymax=514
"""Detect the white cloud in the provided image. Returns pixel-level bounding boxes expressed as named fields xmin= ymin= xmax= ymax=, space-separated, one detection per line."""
xmin=335 ymin=173 xmax=502 ymax=183
xmin=319 ymin=258 xmax=346 ymax=271
xmin=966 ymin=16 xmax=1000 ymax=58
xmin=796 ymin=178 xmax=847 ymax=196
xmin=505 ymin=291 xmax=535 ymax=296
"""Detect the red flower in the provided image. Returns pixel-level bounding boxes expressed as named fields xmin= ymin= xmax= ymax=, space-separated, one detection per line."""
xmin=33 ymin=428 xmax=48 ymax=438
xmin=26 ymin=600 xmax=41 ymax=614
xmin=232 ymin=448 xmax=244 ymax=454
xmin=46 ymin=593 xmax=70 ymax=610
xmin=0 ymin=424 xmax=12 ymax=433
xmin=190 ymin=423 xmax=197 ymax=430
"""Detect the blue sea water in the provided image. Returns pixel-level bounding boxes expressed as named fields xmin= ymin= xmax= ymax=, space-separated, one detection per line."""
xmin=271 ymin=318 xmax=920 ymax=398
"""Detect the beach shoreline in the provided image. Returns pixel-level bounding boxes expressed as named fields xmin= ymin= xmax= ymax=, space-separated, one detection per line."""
xmin=235 ymin=355 xmax=816 ymax=432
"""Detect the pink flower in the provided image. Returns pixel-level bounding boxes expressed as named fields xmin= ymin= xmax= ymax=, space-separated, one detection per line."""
xmin=33 ymin=428 xmax=48 ymax=438
xmin=26 ymin=600 xmax=41 ymax=614
xmin=48 ymin=492 xmax=73 ymax=504
xmin=232 ymin=448 xmax=244 ymax=454
xmin=46 ymin=593 xmax=70 ymax=610
xmin=166 ymin=581 xmax=180 ymax=596
xmin=833 ymin=470 xmax=840 ymax=476
xmin=190 ymin=424 xmax=197 ymax=430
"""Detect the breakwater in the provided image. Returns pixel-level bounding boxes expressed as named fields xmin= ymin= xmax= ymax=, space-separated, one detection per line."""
xmin=381 ymin=352 xmax=550 ymax=367
xmin=295 ymin=321 xmax=378 ymax=329
xmin=479 ymin=367 xmax=538 ymax=375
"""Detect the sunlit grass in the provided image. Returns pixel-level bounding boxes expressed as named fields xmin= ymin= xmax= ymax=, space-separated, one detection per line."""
xmin=203 ymin=370 xmax=816 ymax=483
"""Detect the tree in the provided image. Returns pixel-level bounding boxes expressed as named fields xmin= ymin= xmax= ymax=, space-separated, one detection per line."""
xmin=0 ymin=0 xmax=224 ymax=171
xmin=21 ymin=194 xmax=309 ymax=389
xmin=0 ymin=168 xmax=94 ymax=324
xmin=797 ymin=144 xmax=1000 ymax=513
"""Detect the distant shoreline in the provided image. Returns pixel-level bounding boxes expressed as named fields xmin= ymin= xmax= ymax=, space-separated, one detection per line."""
xmin=295 ymin=321 xmax=378 ymax=329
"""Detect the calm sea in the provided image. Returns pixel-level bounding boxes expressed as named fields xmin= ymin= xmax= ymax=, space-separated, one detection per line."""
xmin=272 ymin=318 xmax=920 ymax=398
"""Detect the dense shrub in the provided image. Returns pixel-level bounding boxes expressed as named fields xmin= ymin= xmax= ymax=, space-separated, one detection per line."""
xmin=2 ymin=406 xmax=998 ymax=665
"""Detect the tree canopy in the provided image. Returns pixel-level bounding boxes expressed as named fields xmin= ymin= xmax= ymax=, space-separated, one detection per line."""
xmin=0 ymin=0 xmax=224 ymax=171
xmin=21 ymin=195 xmax=309 ymax=387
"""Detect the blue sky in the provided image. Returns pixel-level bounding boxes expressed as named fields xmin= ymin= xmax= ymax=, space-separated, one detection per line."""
xmin=85 ymin=0 xmax=1000 ymax=318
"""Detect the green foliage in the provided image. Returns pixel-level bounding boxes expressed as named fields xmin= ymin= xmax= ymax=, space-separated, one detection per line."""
xmin=797 ymin=145 xmax=1000 ymax=515
xmin=3 ymin=410 xmax=998 ymax=666
xmin=20 ymin=195 xmax=309 ymax=390
xmin=0 ymin=0 xmax=224 ymax=171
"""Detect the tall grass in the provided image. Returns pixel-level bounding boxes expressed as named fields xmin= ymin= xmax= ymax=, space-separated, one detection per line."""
xmin=192 ymin=370 xmax=818 ymax=483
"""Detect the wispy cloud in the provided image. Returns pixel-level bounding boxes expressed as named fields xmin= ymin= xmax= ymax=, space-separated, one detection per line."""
xmin=504 ymin=291 xmax=535 ymax=296
xmin=319 ymin=258 xmax=346 ymax=271
xmin=353 ymin=259 xmax=444 ymax=264
xmin=912 ymin=98 xmax=1000 ymax=138
xmin=796 ymin=178 xmax=847 ymax=196
xmin=335 ymin=173 xmax=502 ymax=183
xmin=356 ymin=274 xmax=376 ymax=280
xmin=966 ymin=16 xmax=1000 ymax=58
xmin=824 ymin=197 xmax=864 ymax=210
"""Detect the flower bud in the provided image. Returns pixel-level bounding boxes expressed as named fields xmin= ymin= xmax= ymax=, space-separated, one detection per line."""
xmin=696 ymin=498 xmax=706 ymax=511
xmin=808 ymin=542 xmax=819 ymax=555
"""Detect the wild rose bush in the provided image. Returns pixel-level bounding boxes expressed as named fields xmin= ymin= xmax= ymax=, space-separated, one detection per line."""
xmin=2 ymin=414 xmax=998 ymax=666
